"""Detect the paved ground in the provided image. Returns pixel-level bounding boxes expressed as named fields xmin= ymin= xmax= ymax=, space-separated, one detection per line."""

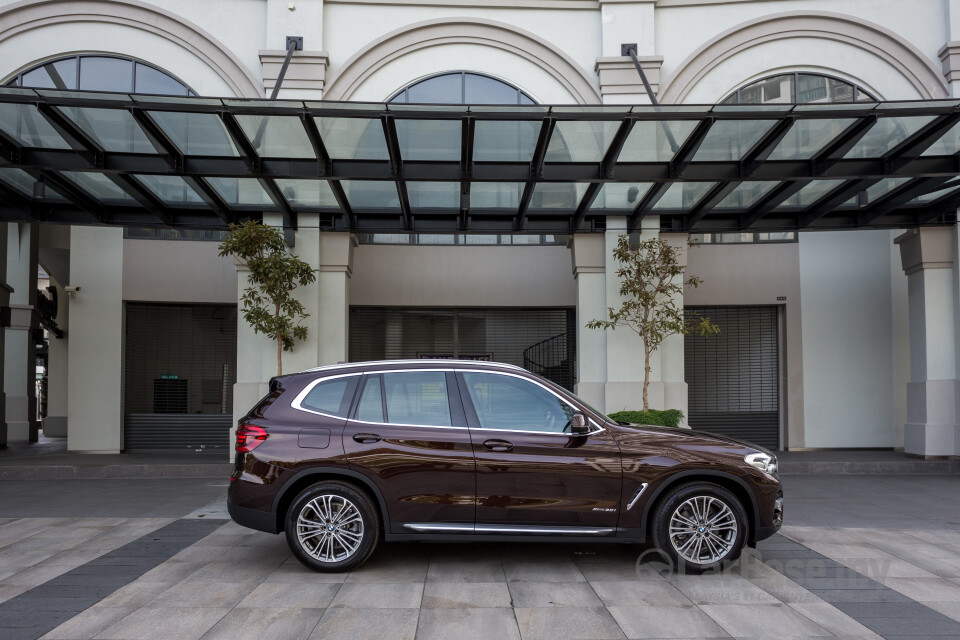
xmin=0 ymin=475 xmax=958 ymax=639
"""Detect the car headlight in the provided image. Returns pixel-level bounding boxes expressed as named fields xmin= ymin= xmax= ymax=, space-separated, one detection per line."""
xmin=744 ymin=452 xmax=778 ymax=476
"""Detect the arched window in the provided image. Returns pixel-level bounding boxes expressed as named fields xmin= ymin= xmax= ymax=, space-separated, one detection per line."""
xmin=389 ymin=71 xmax=535 ymax=105
xmin=721 ymin=72 xmax=876 ymax=105
xmin=4 ymin=54 xmax=195 ymax=96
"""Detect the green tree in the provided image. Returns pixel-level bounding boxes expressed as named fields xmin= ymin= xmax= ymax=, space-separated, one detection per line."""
xmin=219 ymin=221 xmax=316 ymax=376
xmin=587 ymin=234 xmax=719 ymax=411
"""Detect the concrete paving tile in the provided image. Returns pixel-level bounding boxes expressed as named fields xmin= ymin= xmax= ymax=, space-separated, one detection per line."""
xmin=921 ymin=600 xmax=960 ymax=623
xmin=147 ymin=579 xmax=258 ymax=608
xmin=787 ymin=602 xmax=878 ymax=636
xmin=182 ymin=560 xmax=279 ymax=583
xmin=1 ymin=564 xmax=73 ymax=587
xmin=37 ymin=548 xmax=109 ymax=568
xmin=200 ymin=606 xmax=324 ymax=640
xmin=666 ymin=575 xmax=780 ymax=605
xmin=329 ymin=582 xmax=423 ymax=608
xmin=881 ymin=576 xmax=960 ymax=602
xmin=515 ymin=606 xmax=625 ymax=640
xmin=831 ymin=601 xmax=952 ymax=619
xmin=782 ymin=527 xmax=859 ymax=544
xmin=507 ymin=581 xmax=602 ymax=607
xmin=426 ymin=558 xmax=505 ymax=583
xmin=0 ymin=548 xmax=59 ymax=569
xmin=807 ymin=588 xmax=912 ymax=603
xmin=574 ymin=559 xmax=651 ymax=582
xmin=422 ymin=581 xmax=511 ymax=608
xmin=170 ymin=544 xmax=234 ymax=562
xmin=839 ymin=557 xmax=937 ymax=579
xmin=94 ymin=581 xmax=174 ymax=608
xmin=130 ymin=559 xmax=203 ymax=583
xmin=502 ymin=558 xmax=586 ymax=583
xmin=790 ymin=576 xmax=883 ymax=591
xmin=237 ymin=582 xmax=340 ymax=609
xmin=700 ymin=603 xmax=829 ymax=637
xmin=40 ymin=605 xmax=137 ymax=640
xmin=851 ymin=615 xmax=960 ymax=638
xmin=418 ymin=607 xmax=520 ymax=640
xmin=589 ymin=580 xmax=692 ymax=607
xmin=905 ymin=529 xmax=960 ymax=547
xmin=803 ymin=542 xmax=895 ymax=560
xmin=94 ymin=606 xmax=230 ymax=639
xmin=264 ymin=563 xmax=348 ymax=583
xmin=345 ymin=555 xmax=428 ymax=583
xmin=0 ymin=584 xmax=29 ymax=604
xmin=607 ymin=605 xmax=727 ymax=639
xmin=310 ymin=607 xmax=418 ymax=640
xmin=748 ymin=577 xmax=823 ymax=604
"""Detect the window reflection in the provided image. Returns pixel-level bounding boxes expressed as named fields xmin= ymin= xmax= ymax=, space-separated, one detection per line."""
xmin=723 ymin=72 xmax=875 ymax=105
xmin=6 ymin=55 xmax=193 ymax=96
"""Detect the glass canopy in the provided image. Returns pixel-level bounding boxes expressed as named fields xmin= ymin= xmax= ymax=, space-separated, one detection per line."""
xmin=0 ymin=87 xmax=957 ymax=233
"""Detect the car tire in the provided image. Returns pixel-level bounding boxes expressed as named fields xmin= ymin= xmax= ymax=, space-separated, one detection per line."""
xmin=285 ymin=480 xmax=380 ymax=573
xmin=652 ymin=482 xmax=747 ymax=575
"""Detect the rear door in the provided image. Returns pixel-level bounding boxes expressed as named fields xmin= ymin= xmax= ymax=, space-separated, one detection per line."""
xmin=341 ymin=370 xmax=476 ymax=533
xmin=457 ymin=370 xmax=622 ymax=530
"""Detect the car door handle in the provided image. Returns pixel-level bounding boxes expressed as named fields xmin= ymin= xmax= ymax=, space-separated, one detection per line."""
xmin=353 ymin=433 xmax=382 ymax=444
xmin=483 ymin=439 xmax=513 ymax=452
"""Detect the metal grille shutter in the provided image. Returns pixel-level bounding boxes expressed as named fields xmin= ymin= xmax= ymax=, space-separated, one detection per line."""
xmin=124 ymin=303 xmax=237 ymax=451
xmin=349 ymin=307 xmax=577 ymax=390
xmin=684 ymin=306 xmax=780 ymax=450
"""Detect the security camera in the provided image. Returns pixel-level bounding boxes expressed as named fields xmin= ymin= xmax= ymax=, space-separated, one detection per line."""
xmin=64 ymin=286 xmax=81 ymax=296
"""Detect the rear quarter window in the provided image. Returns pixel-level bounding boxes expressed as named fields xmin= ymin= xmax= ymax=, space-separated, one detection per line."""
xmin=298 ymin=376 xmax=359 ymax=417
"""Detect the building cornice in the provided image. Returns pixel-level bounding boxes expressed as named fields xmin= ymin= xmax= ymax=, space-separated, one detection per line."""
xmin=259 ymin=50 xmax=329 ymax=97
xmin=595 ymin=56 xmax=663 ymax=96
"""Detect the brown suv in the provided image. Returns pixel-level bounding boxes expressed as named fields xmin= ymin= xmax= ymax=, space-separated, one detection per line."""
xmin=228 ymin=360 xmax=783 ymax=574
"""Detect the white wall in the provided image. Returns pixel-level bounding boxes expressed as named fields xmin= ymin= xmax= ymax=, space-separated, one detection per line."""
xmin=122 ymin=240 xmax=237 ymax=304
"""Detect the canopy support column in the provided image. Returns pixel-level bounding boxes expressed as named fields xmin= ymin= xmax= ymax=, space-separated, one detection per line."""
xmin=4 ymin=223 xmax=39 ymax=443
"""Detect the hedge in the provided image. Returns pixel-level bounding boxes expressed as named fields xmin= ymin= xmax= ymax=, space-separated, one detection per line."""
xmin=607 ymin=409 xmax=684 ymax=428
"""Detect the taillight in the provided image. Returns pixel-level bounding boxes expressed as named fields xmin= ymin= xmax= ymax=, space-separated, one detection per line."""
xmin=236 ymin=424 xmax=268 ymax=453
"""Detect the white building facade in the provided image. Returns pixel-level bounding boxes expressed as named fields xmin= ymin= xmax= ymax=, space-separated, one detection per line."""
xmin=0 ymin=0 xmax=958 ymax=458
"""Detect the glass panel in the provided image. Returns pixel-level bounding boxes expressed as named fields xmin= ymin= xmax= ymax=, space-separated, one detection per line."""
xmin=63 ymin=172 xmax=135 ymax=201
xmin=529 ymin=182 xmax=589 ymax=209
xmin=407 ymin=182 xmax=459 ymax=210
xmin=301 ymin=378 xmax=351 ymax=416
xmin=713 ymin=181 xmax=778 ymax=209
xmin=858 ymin=178 xmax=913 ymax=206
xmin=465 ymin=73 xmax=521 ymax=104
xmin=473 ymin=120 xmax=540 ymax=162
xmin=147 ymin=111 xmax=240 ymax=156
xmin=736 ymin=75 xmax=793 ymax=104
xmin=395 ymin=119 xmax=461 ymax=161
xmin=417 ymin=234 xmax=456 ymax=245
xmin=503 ymin=234 xmax=541 ymax=245
xmin=776 ymin=180 xmax=846 ymax=208
xmin=383 ymin=371 xmax=451 ymax=427
xmin=462 ymin=372 xmax=572 ymax=433
xmin=767 ymin=118 xmax=856 ymax=160
xmin=617 ymin=120 xmax=698 ymax=162
xmin=653 ymin=182 xmax=715 ymax=210
xmin=689 ymin=233 xmax=711 ymax=243
xmin=356 ymin=376 xmax=384 ymax=423
xmin=235 ymin=115 xmax=315 ymax=158
xmin=134 ymin=63 xmax=189 ymax=96
xmin=59 ymin=107 xmax=155 ymax=153
xmin=316 ymin=117 xmax=388 ymax=160
xmin=717 ymin=232 xmax=756 ymax=243
xmin=341 ymin=180 xmax=400 ymax=210
xmin=825 ymin=77 xmax=855 ymax=103
xmin=844 ymin=116 xmax=935 ymax=158
xmin=135 ymin=174 xmax=203 ymax=204
xmin=406 ymin=73 xmax=461 ymax=104
xmin=274 ymin=179 xmax=339 ymax=208
xmin=692 ymin=120 xmax=776 ymax=161
xmin=589 ymin=183 xmax=652 ymax=210
xmin=205 ymin=177 xmax=274 ymax=207
xmin=545 ymin=120 xmax=620 ymax=163
xmin=0 ymin=103 xmax=70 ymax=148
xmin=20 ymin=58 xmax=77 ymax=90
xmin=79 ymin=57 xmax=132 ymax=93
xmin=0 ymin=168 xmax=66 ymax=200
xmin=462 ymin=234 xmax=499 ymax=245
xmin=471 ymin=182 xmax=524 ymax=209
xmin=909 ymin=178 xmax=960 ymax=204
xmin=922 ymin=120 xmax=960 ymax=156
xmin=757 ymin=232 xmax=797 ymax=242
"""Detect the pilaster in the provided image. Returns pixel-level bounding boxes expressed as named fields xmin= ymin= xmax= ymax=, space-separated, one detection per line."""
xmin=44 ymin=278 xmax=68 ymax=437
xmin=595 ymin=56 xmax=664 ymax=105
xmin=4 ymin=223 xmax=38 ymax=443
xmin=259 ymin=50 xmax=330 ymax=99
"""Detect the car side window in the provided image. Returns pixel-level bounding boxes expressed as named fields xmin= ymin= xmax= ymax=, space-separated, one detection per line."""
xmin=300 ymin=376 xmax=357 ymax=417
xmin=355 ymin=376 xmax=384 ymax=423
xmin=462 ymin=372 xmax=573 ymax=433
xmin=382 ymin=371 xmax=452 ymax=427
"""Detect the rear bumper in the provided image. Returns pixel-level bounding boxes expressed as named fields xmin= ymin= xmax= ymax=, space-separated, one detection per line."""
xmin=228 ymin=502 xmax=278 ymax=534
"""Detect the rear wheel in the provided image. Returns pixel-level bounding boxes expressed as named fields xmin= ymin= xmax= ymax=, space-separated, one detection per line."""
xmin=652 ymin=482 xmax=747 ymax=574
xmin=284 ymin=481 xmax=380 ymax=572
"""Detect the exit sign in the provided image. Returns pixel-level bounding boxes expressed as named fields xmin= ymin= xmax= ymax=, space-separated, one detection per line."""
xmin=161 ymin=374 xmax=179 ymax=380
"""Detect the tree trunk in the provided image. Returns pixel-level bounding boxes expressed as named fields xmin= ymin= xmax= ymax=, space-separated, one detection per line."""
xmin=275 ymin=303 xmax=283 ymax=377
xmin=642 ymin=341 xmax=651 ymax=411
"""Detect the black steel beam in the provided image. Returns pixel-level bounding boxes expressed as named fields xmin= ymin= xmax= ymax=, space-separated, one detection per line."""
xmin=380 ymin=115 xmax=411 ymax=230
xmin=797 ymin=178 xmax=880 ymax=228
xmin=812 ymin=115 xmax=878 ymax=170
xmin=106 ymin=174 xmax=173 ymax=225
xmin=601 ymin=118 xmax=635 ymax=179
xmin=569 ymin=182 xmax=603 ymax=233
xmin=328 ymin=180 xmax=355 ymax=229
xmin=0 ymin=180 xmax=37 ymax=220
xmin=516 ymin=117 xmax=556 ymax=231
xmin=858 ymin=176 xmax=956 ymax=226
xmin=300 ymin=113 xmax=331 ymax=175
xmin=460 ymin=117 xmax=474 ymax=230
xmin=740 ymin=181 xmax=807 ymax=228
xmin=915 ymin=189 xmax=960 ymax=224
xmin=886 ymin=112 xmax=960 ymax=171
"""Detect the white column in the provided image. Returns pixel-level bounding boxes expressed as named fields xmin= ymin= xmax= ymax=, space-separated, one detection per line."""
xmin=317 ymin=232 xmax=354 ymax=366
xmin=44 ymin=278 xmax=68 ymax=437
xmin=261 ymin=0 xmax=328 ymax=99
xmin=571 ymin=234 xmax=607 ymax=410
xmin=596 ymin=0 xmax=660 ymax=105
xmin=659 ymin=232 xmax=689 ymax=423
xmin=942 ymin=1 xmax=960 ymax=97
xmin=67 ymin=227 xmax=123 ymax=453
xmin=4 ymin=222 xmax=38 ymax=443
xmin=895 ymin=227 xmax=958 ymax=458
xmin=603 ymin=217 xmax=646 ymax=412
xmin=0 ymin=223 xmax=8 ymax=447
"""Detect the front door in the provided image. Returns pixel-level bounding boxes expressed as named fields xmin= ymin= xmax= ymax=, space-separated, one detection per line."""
xmin=457 ymin=371 xmax=622 ymax=530
xmin=342 ymin=370 xmax=475 ymax=534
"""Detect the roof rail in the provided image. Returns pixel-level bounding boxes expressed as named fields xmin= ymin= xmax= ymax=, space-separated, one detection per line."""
xmin=300 ymin=359 xmax=527 ymax=374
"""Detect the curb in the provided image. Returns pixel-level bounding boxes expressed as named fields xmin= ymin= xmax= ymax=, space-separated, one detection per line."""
xmin=0 ymin=463 xmax=232 ymax=480
xmin=779 ymin=460 xmax=960 ymax=475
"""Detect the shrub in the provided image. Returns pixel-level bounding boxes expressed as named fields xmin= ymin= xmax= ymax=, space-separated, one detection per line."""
xmin=607 ymin=408 xmax=684 ymax=428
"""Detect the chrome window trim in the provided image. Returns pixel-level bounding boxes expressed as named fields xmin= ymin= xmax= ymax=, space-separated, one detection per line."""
xmin=403 ymin=523 xmax=614 ymax=535
xmin=290 ymin=372 xmax=362 ymax=419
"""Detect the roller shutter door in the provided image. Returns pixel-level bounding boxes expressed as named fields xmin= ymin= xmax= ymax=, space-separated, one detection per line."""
xmin=684 ymin=306 xmax=781 ymax=450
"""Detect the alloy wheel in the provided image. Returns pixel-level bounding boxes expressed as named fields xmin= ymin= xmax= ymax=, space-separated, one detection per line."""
xmin=668 ymin=495 xmax=738 ymax=565
xmin=296 ymin=494 xmax=365 ymax=563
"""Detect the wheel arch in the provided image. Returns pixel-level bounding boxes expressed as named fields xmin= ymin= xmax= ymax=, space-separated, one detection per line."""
xmin=271 ymin=467 xmax=391 ymax=534
xmin=639 ymin=470 xmax=760 ymax=544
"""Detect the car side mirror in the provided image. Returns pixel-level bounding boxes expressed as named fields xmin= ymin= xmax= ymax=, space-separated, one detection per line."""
xmin=571 ymin=412 xmax=590 ymax=435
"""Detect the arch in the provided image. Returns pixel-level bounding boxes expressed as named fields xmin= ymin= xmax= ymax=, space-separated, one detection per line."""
xmin=324 ymin=18 xmax=601 ymax=104
xmin=658 ymin=11 xmax=948 ymax=103
xmin=0 ymin=0 xmax=261 ymax=97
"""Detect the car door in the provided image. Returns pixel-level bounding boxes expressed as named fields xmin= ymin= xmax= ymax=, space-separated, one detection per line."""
xmin=341 ymin=369 xmax=476 ymax=534
xmin=457 ymin=370 xmax=622 ymax=531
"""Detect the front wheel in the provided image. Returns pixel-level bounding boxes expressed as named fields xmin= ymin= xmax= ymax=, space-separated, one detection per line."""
xmin=284 ymin=481 xmax=380 ymax=572
xmin=652 ymin=482 xmax=747 ymax=574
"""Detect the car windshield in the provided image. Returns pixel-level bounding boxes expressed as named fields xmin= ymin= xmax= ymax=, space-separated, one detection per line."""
xmin=533 ymin=374 xmax=614 ymax=424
